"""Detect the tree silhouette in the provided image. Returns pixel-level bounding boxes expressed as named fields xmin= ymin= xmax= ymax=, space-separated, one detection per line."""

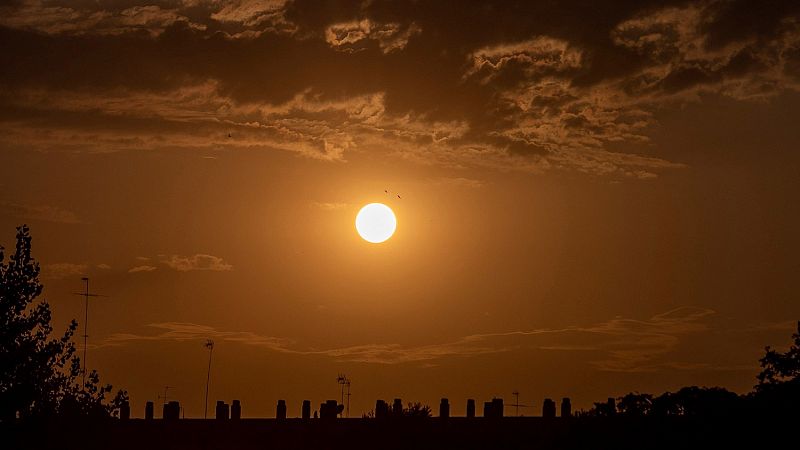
xmin=616 ymin=392 xmax=653 ymax=416
xmin=757 ymin=321 xmax=800 ymax=388
xmin=0 ymin=225 xmax=127 ymax=420
xmin=651 ymin=387 xmax=740 ymax=417
xmin=403 ymin=402 xmax=432 ymax=418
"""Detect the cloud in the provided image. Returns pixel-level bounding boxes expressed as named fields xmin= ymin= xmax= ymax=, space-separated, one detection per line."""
xmin=106 ymin=307 xmax=739 ymax=371
xmin=325 ymin=19 xmax=421 ymax=53
xmin=0 ymin=2 xmax=206 ymax=37
xmin=96 ymin=263 xmax=112 ymax=270
xmin=310 ymin=201 xmax=349 ymax=211
xmin=466 ymin=36 xmax=583 ymax=83
xmin=431 ymin=177 xmax=485 ymax=189
xmin=0 ymin=201 xmax=83 ymax=224
xmin=41 ymin=262 xmax=87 ymax=280
xmin=106 ymin=322 xmax=293 ymax=351
xmin=128 ymin=265 xmax=157 ymax=273
xmin=209 ymin=0 xmax=295 ymax=34
xmin=0 ymin=1 xmax=798 ymax=179
xmin=159 ymin=254 xmax=233 ymax=272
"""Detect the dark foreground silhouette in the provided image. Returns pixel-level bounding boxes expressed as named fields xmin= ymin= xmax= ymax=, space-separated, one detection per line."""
xmin=3 ymin=412 xmax=799 ymax=450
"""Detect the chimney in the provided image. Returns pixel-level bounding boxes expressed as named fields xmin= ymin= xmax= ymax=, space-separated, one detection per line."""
xmin=276 ymin=400 xmax=287 ymax=420
xmin=145 ymin=401 xmax=154 ymax=420
xmin=231 ymin=400 xmax=241 ymax=419
xmin=560 ymin=398 xmax=572 ymax=418
xmin=216 ymin=401 xmax=229 ymax=420
xmin=120 ymin=401 xmax=130 ymax=420
xmin=375 ymin=400 xmax=389 ymax=419
xmin=542 ymin=398 xmax=556 ymax=418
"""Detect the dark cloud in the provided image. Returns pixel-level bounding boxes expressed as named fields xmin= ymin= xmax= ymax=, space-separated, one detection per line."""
xmin=1 ymin=0 xmax=798 ymax=177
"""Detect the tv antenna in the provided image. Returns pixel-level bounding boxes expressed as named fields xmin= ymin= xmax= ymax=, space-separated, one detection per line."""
xmin=336 ymin=374 xmax=351 ymax=417
xmin=71 ymin=277 xmax=107 ymax=387
xmin=158 ymin=386 xmax=174 ymax=405
xmin=510 ymin=390 xmax=532 ymax=416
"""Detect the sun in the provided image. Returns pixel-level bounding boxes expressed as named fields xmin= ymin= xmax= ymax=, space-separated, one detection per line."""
xmin=355 ymin=203 xmax=397 ymax=243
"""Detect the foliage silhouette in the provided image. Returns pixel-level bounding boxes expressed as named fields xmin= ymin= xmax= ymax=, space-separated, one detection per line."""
xmin=616 ymin=392 xmax=653 ymax=416
xmin=402 ymin=402 xmax=432 ymax=418
xmin=757 ymin=321 xmax=800 ymax=388
xmin=0 ymin=225 xmax=127 ymax=420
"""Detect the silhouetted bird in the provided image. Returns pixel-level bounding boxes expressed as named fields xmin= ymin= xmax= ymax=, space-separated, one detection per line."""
xmin=227 ymin=132 xmax=232 ymax=138
xmin=397 ymin=194 xmax=402 ymax=199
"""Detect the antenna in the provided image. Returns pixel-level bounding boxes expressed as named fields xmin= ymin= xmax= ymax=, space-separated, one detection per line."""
xmin=158 ymin=386 xmax=174 ymax=405
xmin=71 ymin=277 xmax=107 ymax=388
xmin=336 ymin=374 xmax=351 ymax=417
xmin=204 ymin=339 xmax=214 ymax=419
xmin=509 ymin=390 xmax=532 ymax=416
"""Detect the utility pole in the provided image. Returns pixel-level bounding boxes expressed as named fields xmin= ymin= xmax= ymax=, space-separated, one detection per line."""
xmin=204 ymin=340 xmax=214 ymax=419
xmin=71 ymin=277 xmax=106 ymax=388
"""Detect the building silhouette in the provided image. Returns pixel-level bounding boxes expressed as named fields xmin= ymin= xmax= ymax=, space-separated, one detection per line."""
xmin=439 ymin=398 xmax=450 ymax=418
xmin=466 ymin=399 xmax=476 ymax=418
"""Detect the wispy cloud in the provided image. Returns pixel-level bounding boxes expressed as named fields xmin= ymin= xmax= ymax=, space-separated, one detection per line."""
xmin=105 ymin=307 xmax=740 ymax=371
xmin=41 ymin=262 xmax=88 ymax=280
xmin=159 ymin=254 xmax=233 ymax=272
xmin=0 ymin=201 xmax=83 ymax=224
xmin=106 ymin=322 xmax=293 ymax=351
xmin=310 ymin=201 xmax=350 ymax=211
xmin=128 ymin=265 xmax=157 ymax=273
xmin=431 ymin=177 xmax=485 ymax=189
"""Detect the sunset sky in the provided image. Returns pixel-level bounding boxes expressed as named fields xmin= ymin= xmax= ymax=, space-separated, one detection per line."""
xmin=1 ymin=0 xmax=799 ymax=418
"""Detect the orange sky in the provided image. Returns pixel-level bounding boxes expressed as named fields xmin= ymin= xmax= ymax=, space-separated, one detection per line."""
xmin=1 ymin=0 xmax=799 ymax=418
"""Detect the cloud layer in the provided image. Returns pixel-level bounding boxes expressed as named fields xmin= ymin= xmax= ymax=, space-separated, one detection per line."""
xmin=106 ymin=307 xmax=748 ymax=372
xmin=1 ymin=1 xmax=797 ymax=179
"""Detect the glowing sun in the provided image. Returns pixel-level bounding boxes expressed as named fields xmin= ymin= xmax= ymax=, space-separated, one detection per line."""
xmin=355 ymin=203 xmax=397 ymax=243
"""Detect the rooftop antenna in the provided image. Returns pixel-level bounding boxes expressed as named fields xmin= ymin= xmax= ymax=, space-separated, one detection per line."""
xmin=346 ymin=379 xmax=351 ymax=418
xmin=336 ymin=374 xmax=351 ymax=417
xmin=204 ymin=339 xmax=214 ymax=419
xmin=71 ymin=277 xmax=107 ymax=388
xmin=510 ymin=390 xmax=532 ymax=416
xmin=158 ymin=386 xmax=174 ymax=406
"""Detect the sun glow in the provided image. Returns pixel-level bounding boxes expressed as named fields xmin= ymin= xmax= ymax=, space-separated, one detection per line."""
xmin=355 ymin=203 xmax=397 ymax=243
